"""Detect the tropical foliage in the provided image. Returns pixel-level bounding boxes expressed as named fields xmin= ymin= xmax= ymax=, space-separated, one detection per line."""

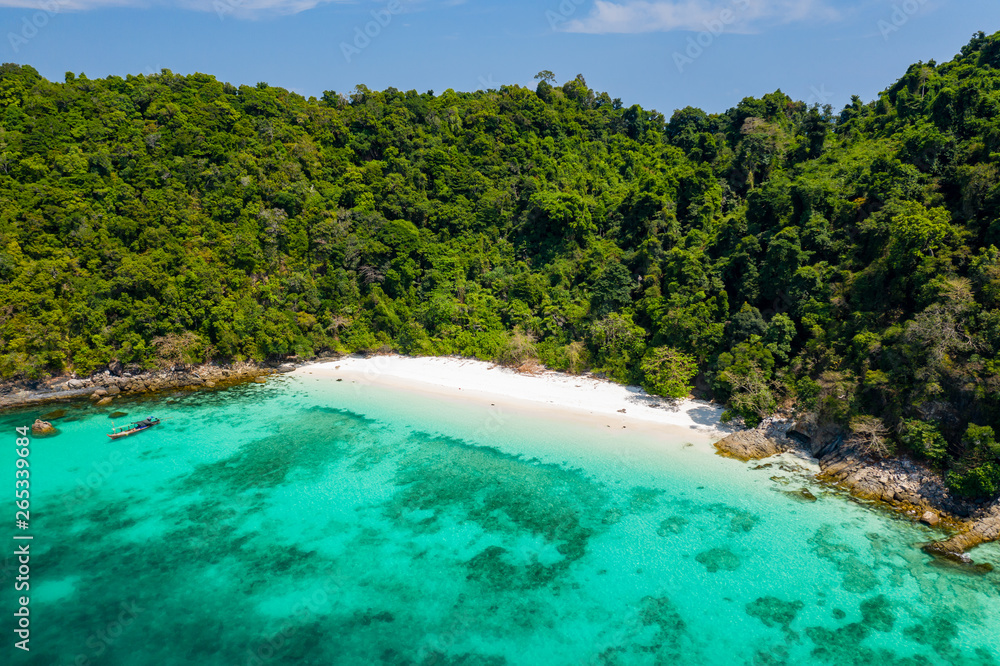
xmin=2 ymin=32 xmax=1000 ymax=495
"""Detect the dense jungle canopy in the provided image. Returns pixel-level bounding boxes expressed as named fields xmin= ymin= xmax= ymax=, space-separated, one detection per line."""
xmin=3 ymin=32 xmax=1000 ymax=495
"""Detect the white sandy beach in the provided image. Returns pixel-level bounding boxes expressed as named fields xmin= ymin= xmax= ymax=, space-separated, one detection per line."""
xmin=293 ymin=355 xmax=734 ymax=440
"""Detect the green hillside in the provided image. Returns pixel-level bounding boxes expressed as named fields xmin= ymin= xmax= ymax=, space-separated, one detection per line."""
xmin=2 ymin=32 xmax=1000 ymax=496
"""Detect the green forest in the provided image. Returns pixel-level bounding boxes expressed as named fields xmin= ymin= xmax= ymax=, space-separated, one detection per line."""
xmin=2 ymin=32 xmax=1000 ymax=497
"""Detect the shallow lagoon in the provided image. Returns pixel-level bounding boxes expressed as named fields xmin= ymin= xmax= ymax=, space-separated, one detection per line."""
xmin=6 ymin=375 xmax=1000 ymax=665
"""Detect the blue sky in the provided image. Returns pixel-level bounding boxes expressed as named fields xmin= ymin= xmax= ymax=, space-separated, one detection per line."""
xmin=0 ymin=0 xmax=998 ymax=115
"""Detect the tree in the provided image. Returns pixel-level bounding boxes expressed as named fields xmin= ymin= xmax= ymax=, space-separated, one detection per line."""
xmin=590 ymin=313 xmax=646 ymax=383
xmin=152 ymin=332 xmax=207 ymax=368
xmin=948 ymin=463 xmax=1000 ymax=499
xmin=591 ymin=262 xmax=633 ymax=318
xmin=900 ymin=420 xmax=948 ymax=463
xmin=963 ymin=424 xmax=999 ymax=459
xmin=850 ymin=416 xmax=891 ymax=458
xmin=717 ymin=361 xmax=776 ymax=426
xmin=728 ymin=303 xmax=766 ymax=344
xmin=763 ymin=313 xmax=796 ymax=363
xmin=761 ymin=227 xmax=810 ymax=300
xmin=947 ymin=424 xmax=1000 ymax=499
xmin=714 ymin=340 xmax=777 ymax=426
xmin=528 ymin=191 xmax=595 ymax=240
xmin=641 ymin=347 xmax=697 ymax=399
xmin=563 ymin=340 xmax=586 ymax=374
xmin=801 ymin=105 xmax=829 ymax=159
xmin=887 ymin=203 xmax=956 ymax=272
xmin=497 ymin=328 xmax=538 ymax=370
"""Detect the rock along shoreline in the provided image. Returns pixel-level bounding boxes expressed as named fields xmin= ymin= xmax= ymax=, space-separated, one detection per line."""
xmin=6 ymin=353 xmax=996 ymax=567
xmin=714 ymin=419 xmax=1000 ymax=567
xmin=0 ymin=358 xmax=320 ymax=412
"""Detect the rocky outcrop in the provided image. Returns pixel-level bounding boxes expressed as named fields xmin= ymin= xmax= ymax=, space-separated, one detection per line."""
xmin=786 ymin=414 xmax=845 ymax=459
xmin=811 ymin=440 xmax=991 ymax=520
xmin=714 ymin=429 xmax=787 ymax=461
xmin=31 ymin=419 xmax=55 ymax=435
xmin=715 ymin=413 xmax=1000 ymax=560
xmin=0 ymin=358 xmax=326 ymax=411
xmin=926 ymin=508 xmax=1000 ymax=558
xmin=815 ymin=443 xmax=1000 ymax=560
xmin=818 ymin=447 xmax=929 ymax=505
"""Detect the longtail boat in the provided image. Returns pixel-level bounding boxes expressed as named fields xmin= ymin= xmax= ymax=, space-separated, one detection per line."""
xmin=108 ymin=417 xmax=160 ymax=440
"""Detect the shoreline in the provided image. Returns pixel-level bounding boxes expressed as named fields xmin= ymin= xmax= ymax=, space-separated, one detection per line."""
xmin=292 ymin=355 xmax=735 ymax=441
xmin=714 ymin=419 xmax=1000 ymax=564
xmin=8 ymin=351 xmax=997 ymax=561
xmin=299 ymin=355 xmax=1000 ymax=564
xmin=0 ymin=360 xmax=299 ymax=413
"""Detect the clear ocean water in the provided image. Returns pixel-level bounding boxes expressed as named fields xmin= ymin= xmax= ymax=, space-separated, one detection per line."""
xmin=5 ymin=374 xmax=1000 ymax=666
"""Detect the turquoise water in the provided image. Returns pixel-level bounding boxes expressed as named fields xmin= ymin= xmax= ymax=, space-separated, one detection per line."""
xmin=5 ymin=375 xmax=1000 ymax=666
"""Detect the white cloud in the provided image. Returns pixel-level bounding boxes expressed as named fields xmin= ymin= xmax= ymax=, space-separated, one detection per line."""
xmin=179 ymin=0 xmax=344 ymax=18
xmin=562 ymin=0 xmax=841 ymax=34
xmin=0 ymin=0 xmax=356 ymax=19
xmin=0 ymin=0 xmax=145 ymax=10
